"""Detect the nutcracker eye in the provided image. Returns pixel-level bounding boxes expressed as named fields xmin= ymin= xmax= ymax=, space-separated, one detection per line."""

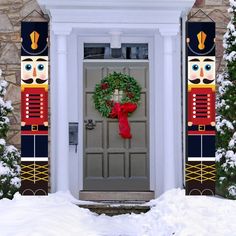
xmin=38 ymin=64 xmax=44 ymax=71
xmin=25 ymin=64 xmax=32 ymax=71
xmin=192 ymin=64 xmax=199 ymax=71
xmin=205 ymin=64 xmax=211 ymax=71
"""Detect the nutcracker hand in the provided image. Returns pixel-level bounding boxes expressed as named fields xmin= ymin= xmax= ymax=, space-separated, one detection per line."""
xmin=188 ymin=122 xmax=193 ymax=126
xmin=21 ymin=122 xmax=26 ymax=126
xmin=44 ymin=122 xmax=48 ymax=127
xmin=211 ymin=122 xmax=215 ymax=126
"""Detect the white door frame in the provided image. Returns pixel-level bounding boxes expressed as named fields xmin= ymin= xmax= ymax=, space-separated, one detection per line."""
xmin=50 ymin=23 xmax=183 ymax=198
xmin=77 ymin=35 xmax=156 ymax=193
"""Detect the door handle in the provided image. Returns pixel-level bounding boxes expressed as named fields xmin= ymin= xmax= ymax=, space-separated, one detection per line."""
xmin=85 ymin=119 xmax=96 ymax=130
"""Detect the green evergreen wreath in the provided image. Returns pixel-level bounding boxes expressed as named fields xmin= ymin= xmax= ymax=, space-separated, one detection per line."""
xmin=93 ymin=72 xmax=142 ymax=117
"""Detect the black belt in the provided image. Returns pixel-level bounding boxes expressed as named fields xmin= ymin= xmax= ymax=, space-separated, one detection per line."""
xmin=21 ymin=125 xmax=48 ymax=131
xmin=188 ymin=125 xmax=215 ymax=131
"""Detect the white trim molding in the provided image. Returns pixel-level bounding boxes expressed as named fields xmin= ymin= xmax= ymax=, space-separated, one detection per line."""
xmin=55 ymin=33 xmax=70 ymax=191
xmin=162 ymin=31 xmax=177 ymax=192
xmin=38 ymin=0 xmax=195 ymax=14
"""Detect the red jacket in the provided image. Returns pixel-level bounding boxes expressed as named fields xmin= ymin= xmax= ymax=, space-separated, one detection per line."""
xmin=21 ymin=87 xmax=48 ymax=125
xmin=188 ymin=86 xmax=215 ymax=135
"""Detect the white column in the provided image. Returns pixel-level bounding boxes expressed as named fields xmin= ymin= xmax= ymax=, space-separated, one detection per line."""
xmin=55 ymin=31 xmax=70 ymax=191
xmin=49 ymin=29 xmax=57 ymax=192
xmin=153 ymin=32 xmax=164 ymax=196
xmin=159 ymin=27 xmax=179 ymax=192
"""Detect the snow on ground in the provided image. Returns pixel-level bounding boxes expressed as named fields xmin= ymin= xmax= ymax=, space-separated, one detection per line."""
xmin=0 ymin=189 xmax=236 ymax=236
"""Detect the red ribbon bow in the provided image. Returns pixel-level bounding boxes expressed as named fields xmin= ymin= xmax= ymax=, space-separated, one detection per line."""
xmin=110 ymin=102 xmax=137 ymax=139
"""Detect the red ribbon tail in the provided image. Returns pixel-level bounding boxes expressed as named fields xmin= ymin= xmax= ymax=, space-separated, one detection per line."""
xmin=118 ymin=103 xmax=137 ymax=139
xmin=109 ymin=102 xmax=137 ymax=139
xmin=119 ymin=117 xmax=132 ymax=139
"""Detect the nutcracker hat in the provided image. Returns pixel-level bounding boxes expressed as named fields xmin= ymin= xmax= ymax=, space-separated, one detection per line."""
xmin=186 ymin=22 xmax=215 ymax=56
xmin=21 ymin=22 xmax=48 ymax=56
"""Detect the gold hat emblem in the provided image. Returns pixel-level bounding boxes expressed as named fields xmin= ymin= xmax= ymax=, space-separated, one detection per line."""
xmin=30 ymin=31 xmax=40 ymax=50
xmin=197 ymin=31 xmax=207 ymax=50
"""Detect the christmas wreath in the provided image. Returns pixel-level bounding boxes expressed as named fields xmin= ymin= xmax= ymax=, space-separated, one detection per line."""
xmin=93 ymin=72 xmax=141 ymax=139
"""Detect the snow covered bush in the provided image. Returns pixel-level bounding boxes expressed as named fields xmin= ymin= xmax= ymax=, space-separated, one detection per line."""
xmin=216 ymin=0 xmax=236 ymax=199
xmin=0 ymin=69 xmax=20 ymax=199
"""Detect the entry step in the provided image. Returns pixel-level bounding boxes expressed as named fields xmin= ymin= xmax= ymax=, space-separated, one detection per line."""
xmin=79 ymin=191 xmax=154 ymax=201
xmin=78 ymin=204 xmax=151 ymax=216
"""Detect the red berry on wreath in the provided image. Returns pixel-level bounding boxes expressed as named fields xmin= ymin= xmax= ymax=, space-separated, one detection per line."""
xmin=127 ymin=92 xmax=134 ymax=99
xmin=106 ymin=100 xmax=113 ymax=107
xmin=101 ymin=83 xmax=109 ymax=90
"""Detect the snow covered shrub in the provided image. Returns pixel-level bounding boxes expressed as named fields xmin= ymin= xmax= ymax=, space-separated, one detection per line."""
xmin=0 ymin=69 xmax=20 ymax=199
xmin=216 ymin=0 xmax=236 ymax=199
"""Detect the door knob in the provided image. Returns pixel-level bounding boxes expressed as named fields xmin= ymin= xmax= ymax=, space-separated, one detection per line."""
xmin=85 ymin=119 xmax=96 ymax=130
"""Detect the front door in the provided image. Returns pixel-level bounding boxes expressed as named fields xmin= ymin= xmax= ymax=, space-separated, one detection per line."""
xmin=83 ymin=61 xmax=149 ymax=191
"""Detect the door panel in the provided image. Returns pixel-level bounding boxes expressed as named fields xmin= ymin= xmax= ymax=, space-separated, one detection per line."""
xmin=107 ymin=153 xmax=125 ymax=178
xmin=108 ymin=122 xmax=126 ymax=148
xmin=130 ymin=122 xmax=147 ymax=149
xmin=83 ymin=61 xmax=149 ymax=191
xmin=85 ymin=67 xmax=104 ymax=89
xmin=85 ymin=121 xmax=103 ymax=149
xmin=107 ymin=66 xmax=126 ymax=74
xmin=129 ymin=153 xmax=148 ymax=177
xmin=129 ymin=66 xmax=147 ymax=88
xmin=85 ymin=153 xmax=104 ymax=178
xmin=132 ymin=93 xmax=147 ymax=117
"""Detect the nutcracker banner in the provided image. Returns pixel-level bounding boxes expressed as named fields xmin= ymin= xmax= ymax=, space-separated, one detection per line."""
xmin=186 ymin=22 xmax=216 ymax=195
xmin=20 ymin=22 xmax=48 ymax=195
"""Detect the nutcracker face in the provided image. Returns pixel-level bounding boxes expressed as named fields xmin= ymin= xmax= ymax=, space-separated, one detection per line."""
xmin=21 ymin=56 xmax=48 ymax=85
xmin=188 ymin=56 xmax=215 ymax=86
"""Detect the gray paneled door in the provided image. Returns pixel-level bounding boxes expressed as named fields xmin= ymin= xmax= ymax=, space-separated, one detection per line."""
xmin=83 ymin=61 xmax=149 ymax=191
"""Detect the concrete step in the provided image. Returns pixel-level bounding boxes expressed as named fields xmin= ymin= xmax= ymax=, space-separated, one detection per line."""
xmin=79 ymin=191 xmax=154 ymax=201
xmin=78 ymin=203 xmax=150 ymax=216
